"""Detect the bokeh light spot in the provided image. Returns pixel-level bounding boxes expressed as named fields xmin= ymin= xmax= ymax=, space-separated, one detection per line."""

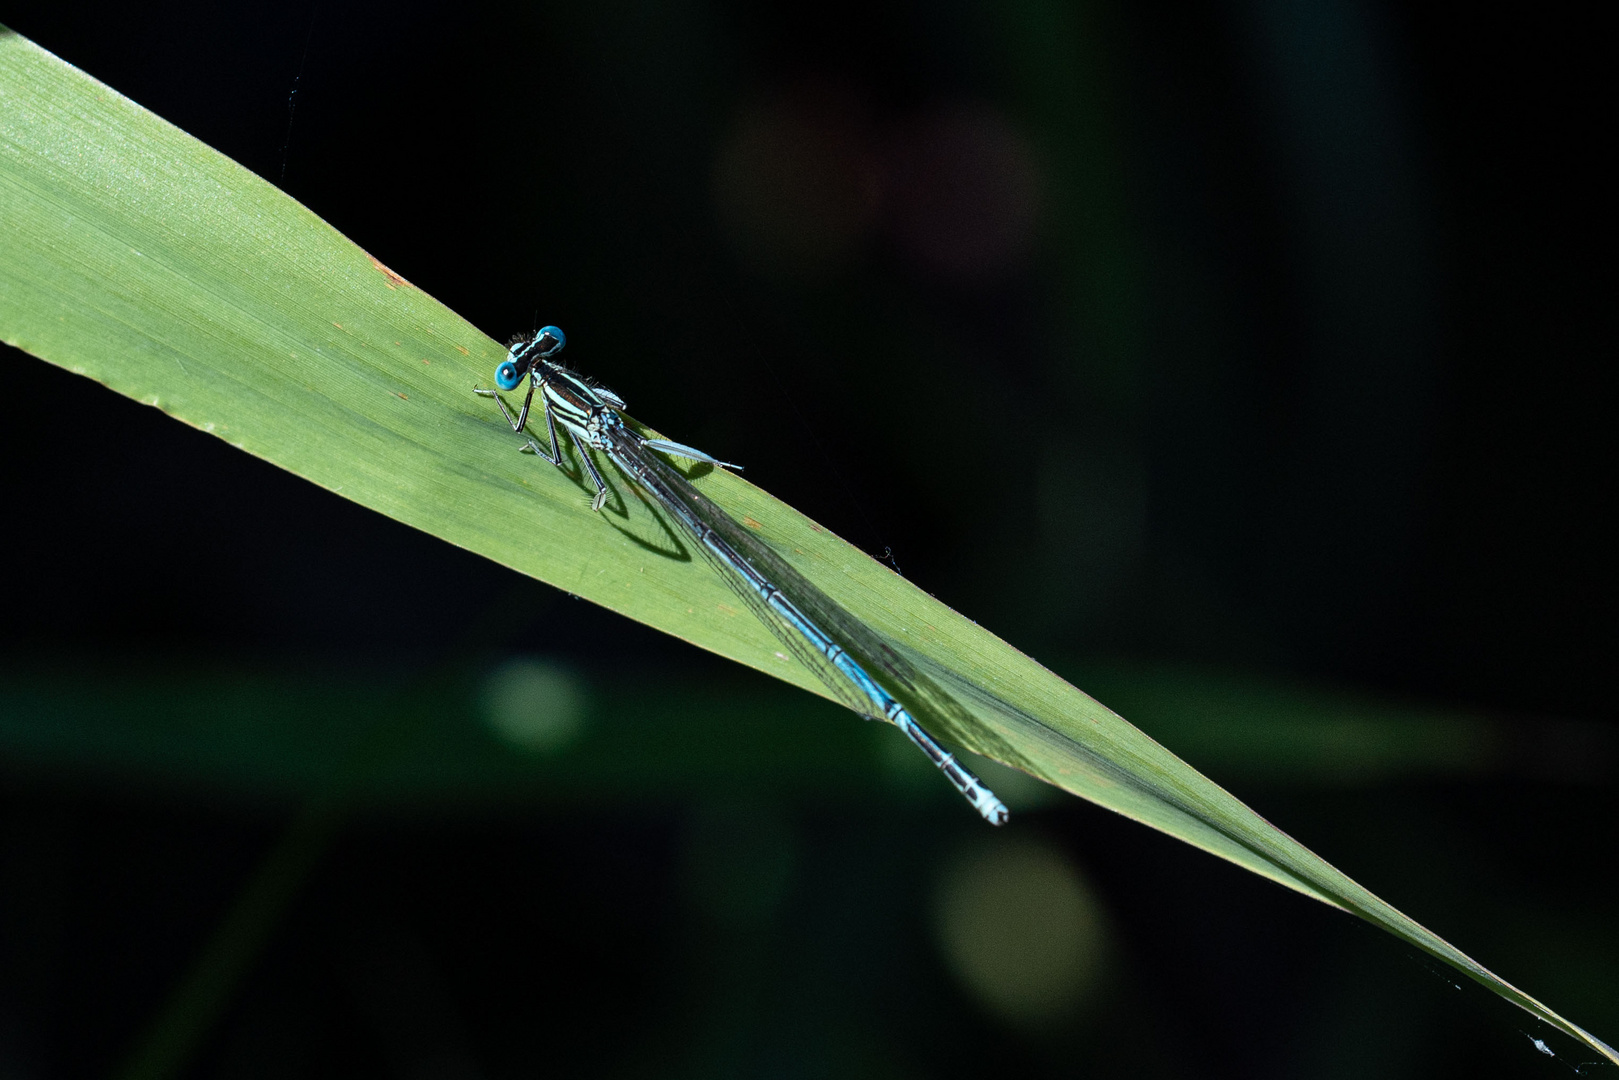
xmin=479 ymin=657 xmax=588 ymax=754
xmin=933 ymin=836 xmax=1108 ymax=1027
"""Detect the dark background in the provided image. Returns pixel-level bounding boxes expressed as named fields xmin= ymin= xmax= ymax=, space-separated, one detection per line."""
xmin=1 ymin=0 xmax=1613 ymax=1077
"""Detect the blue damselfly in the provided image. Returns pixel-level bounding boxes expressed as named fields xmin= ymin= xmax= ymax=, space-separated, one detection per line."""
xmin=476 ymin=326 xmax=1008 ymax=825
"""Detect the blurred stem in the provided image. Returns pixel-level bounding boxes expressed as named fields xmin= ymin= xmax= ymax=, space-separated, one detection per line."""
xmin=112 ymin=583 xmax=554 ymax=1079
xmin=116 ymin=798 xmax=344 ymax=1080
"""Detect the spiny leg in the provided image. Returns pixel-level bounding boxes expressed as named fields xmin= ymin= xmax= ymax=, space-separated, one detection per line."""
xmin=510 ymin=406 xmax=603 ymax=509
xmin=572 ymin=437 xmax=612 ymax=511
xmin=521 ymin=403 xmax=565 ymax=468
xmin=473 ymin=377 xmax=537 ymax=433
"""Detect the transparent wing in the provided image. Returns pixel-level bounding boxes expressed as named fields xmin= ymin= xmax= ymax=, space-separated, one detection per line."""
xmin=621 ymin=433 xmax=1007 ymax=757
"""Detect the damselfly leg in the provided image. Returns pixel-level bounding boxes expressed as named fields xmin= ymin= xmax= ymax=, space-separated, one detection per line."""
xmin=573 ymin=442 xmax=612 ymax=511
xmin=473 ymin=380 xmax=536 ymax=435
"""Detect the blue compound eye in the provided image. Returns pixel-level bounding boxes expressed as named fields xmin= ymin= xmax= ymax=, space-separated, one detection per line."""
xmin=494 ymin=360 xmax=523 ymax=391
xmin=537 ymin=325 xmax=567 ymax=355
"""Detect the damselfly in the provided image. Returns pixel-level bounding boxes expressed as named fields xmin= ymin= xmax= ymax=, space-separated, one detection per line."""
xmin=475 ymin=326 xmax=1008 ymax=825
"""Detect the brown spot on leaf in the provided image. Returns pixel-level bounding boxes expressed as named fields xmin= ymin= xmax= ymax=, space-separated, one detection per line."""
xmin=716 ymin=602 xmax=740 ymax=617
xmin=391 ymin=391 xmax=408 ymax=400
xmin=455 ymin=345 xmax=469 ymax=355
xmin=366 ymin=253 xmax=413 ymax=289
xmin=742 ymin=516 xmax=764 ymax=530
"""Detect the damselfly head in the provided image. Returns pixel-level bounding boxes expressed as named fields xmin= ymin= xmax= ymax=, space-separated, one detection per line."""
xmin=494 ymin=359 xmax=525 ymax=391
xmin=536 ymin=325 xmax=567 ymax=356
xmin=494 ymin=325 xmax=566 ymax=388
